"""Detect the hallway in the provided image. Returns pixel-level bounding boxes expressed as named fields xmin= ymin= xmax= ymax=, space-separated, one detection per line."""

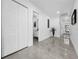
xmin=3 ymin=37 xmax=77 ymax=59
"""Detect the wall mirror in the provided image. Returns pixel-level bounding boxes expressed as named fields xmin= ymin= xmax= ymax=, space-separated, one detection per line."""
xmin=71 ymin=9 xmax=77 ymax=25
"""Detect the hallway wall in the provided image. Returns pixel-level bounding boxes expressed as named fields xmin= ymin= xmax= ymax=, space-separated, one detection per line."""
xmin=26 ymin=0 xmax=51 ymax=42
xmin=39 ymin=13 xmax=50 ymax=41
xmin=70 ymin=0 xmax=78 ymax=55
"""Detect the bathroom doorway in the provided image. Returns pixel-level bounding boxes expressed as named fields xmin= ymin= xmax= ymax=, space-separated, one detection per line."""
xmin=33 ymin=11 xmax=39 ymax=45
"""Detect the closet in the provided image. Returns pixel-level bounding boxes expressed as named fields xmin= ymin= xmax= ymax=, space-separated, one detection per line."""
xmin=2 ymin=0 xmax=28 ymax=57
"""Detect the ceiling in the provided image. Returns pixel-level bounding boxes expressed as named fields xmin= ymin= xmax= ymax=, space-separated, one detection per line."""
xmin=29 ymin=0 xmax=75 ymax=18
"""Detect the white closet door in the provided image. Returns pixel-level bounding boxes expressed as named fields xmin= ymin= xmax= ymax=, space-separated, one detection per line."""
xmin=2 ymin=0 xmax=28 ymax=57
xmin=2 ymin=0 xmax=18 ymax=57
xmin=16 ymin=1 xmax=28 ymax=50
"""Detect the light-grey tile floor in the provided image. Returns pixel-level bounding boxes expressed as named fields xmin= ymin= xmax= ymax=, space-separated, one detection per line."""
xmin=2 ymin=37 xmax=77 ymax=59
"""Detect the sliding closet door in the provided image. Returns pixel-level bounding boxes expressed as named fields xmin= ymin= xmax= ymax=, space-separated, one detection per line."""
xmin=2 ymin=0 xmax=28 ymax=57
xmin=16 ymin=1 xmax=28 ymax=50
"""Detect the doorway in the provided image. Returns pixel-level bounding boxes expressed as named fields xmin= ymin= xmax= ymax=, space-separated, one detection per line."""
xmin=33 ymin=11 xmax=39 ymax=45
xmin=60 ymin=13 xmax=70 ymax=44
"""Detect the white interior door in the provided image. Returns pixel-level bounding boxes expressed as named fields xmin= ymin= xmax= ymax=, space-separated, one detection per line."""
xmin=2 ymin=0 xmax=28 ymax=57
xmin=17 ymin=2 xmax=28 ymax=50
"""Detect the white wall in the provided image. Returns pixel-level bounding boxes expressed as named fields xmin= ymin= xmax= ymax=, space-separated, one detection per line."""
xmin=27 ymin=0 xmax=51 ymax=42
xmin=39 ymin=13 xmax=50 ymax=41
xmin=70 ymin=0 xmax=78 ymax=55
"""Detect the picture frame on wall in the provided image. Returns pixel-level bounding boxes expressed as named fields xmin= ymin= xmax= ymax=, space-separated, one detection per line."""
xmin=71 ymin=9 xmax=77 ymax=25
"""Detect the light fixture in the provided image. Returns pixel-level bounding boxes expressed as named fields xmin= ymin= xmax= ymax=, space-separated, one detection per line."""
xmin=57 ymin=11 xmax=60 ymax=14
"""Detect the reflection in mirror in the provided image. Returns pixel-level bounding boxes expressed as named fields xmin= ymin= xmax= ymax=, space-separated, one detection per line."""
xmin=34 ymin=22 xmax=36 ymax=27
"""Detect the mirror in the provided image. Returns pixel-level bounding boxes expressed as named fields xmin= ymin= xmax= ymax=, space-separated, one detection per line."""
xmin=71 ymin=9 xmax=77 ymax=25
